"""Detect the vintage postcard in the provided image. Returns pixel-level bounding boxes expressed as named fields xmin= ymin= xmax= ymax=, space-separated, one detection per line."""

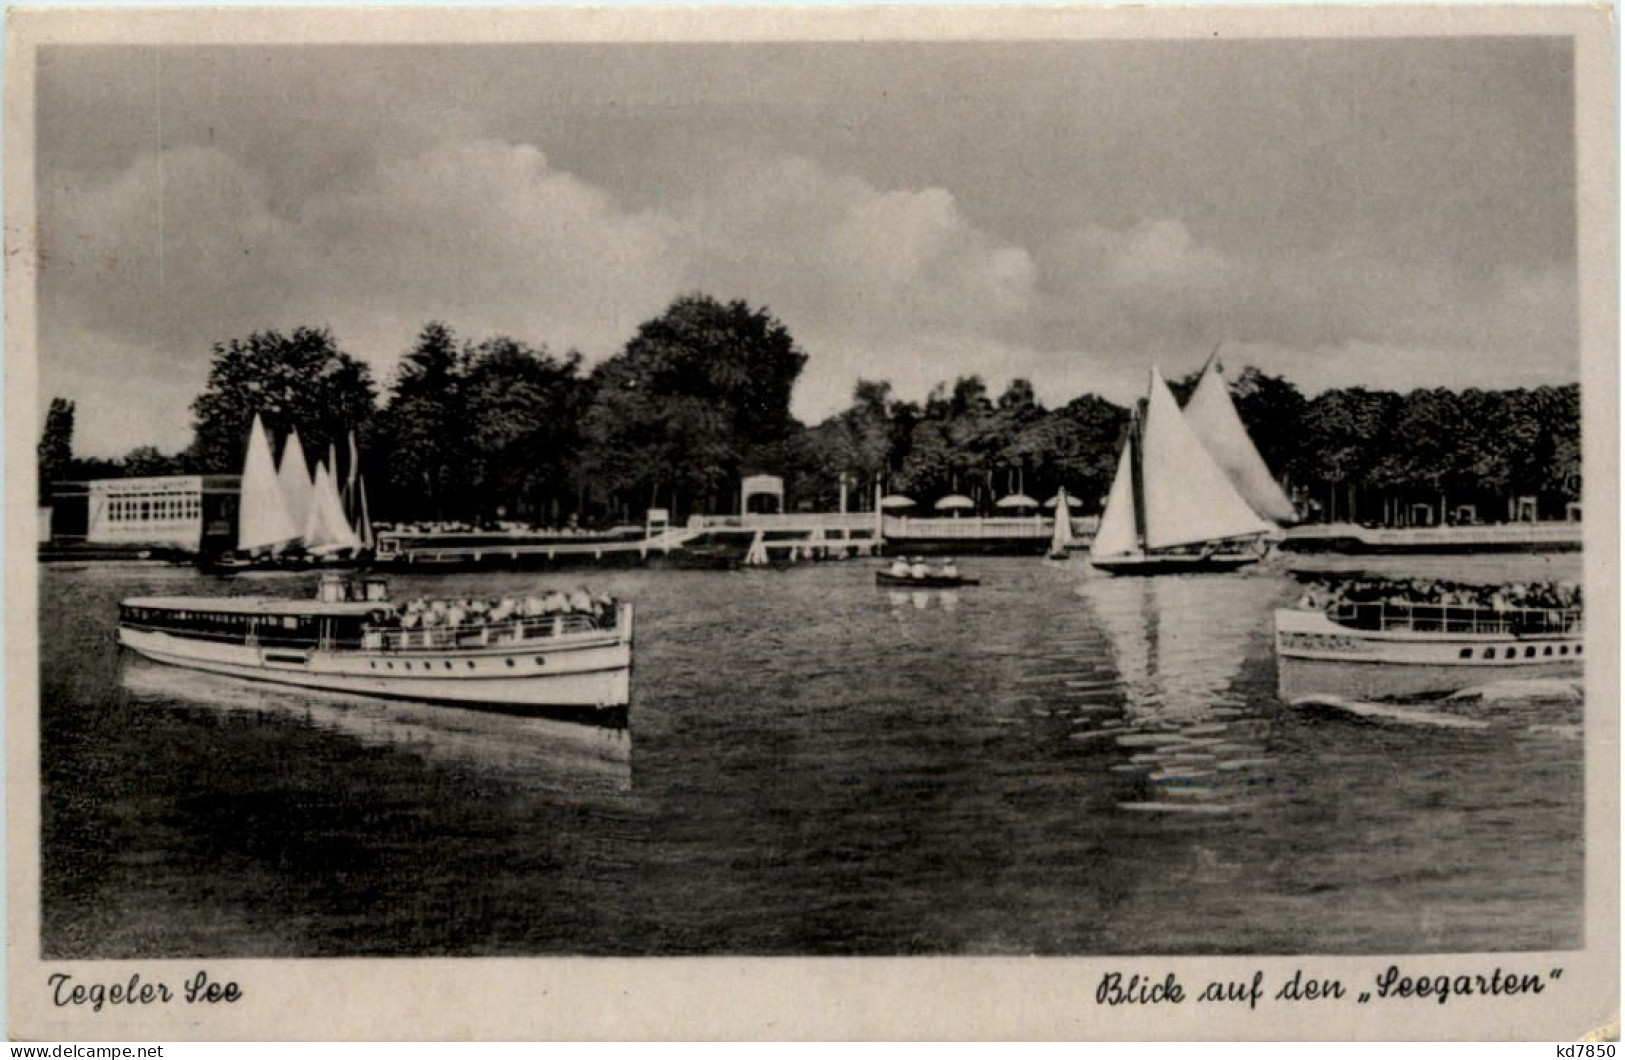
xmin=5 ymin=5 xmax=1617 ymax=1041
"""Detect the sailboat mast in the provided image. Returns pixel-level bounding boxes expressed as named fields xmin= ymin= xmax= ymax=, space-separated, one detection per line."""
xmin=1129 ymin=399 xmax=1149 ymax=552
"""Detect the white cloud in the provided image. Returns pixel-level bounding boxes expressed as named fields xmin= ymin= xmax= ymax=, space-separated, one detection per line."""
xmin=40 ymin=134 xmax=1578 ymax=454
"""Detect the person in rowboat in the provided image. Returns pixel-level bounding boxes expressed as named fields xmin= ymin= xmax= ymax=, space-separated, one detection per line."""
xmin=889 ymin=556 xmax=911 ymax=578
xmin=910 ymin=556 xmax=930 ymax=579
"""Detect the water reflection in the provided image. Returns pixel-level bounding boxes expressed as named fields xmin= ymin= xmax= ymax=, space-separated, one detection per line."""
xmin=1074 ymin=573 xmax=1280 ymax=814
xmin=886 ymin=589 xmax=960 ymax=611
xmin=120 ymin=658 xmax=632 ymax=797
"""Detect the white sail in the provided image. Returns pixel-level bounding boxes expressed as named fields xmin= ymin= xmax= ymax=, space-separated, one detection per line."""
xmin=1049 ymin=488 xmax=1075 ymax=554
xmin=1089 ymin=444 xmax=1140 ymax=558
xmin=1183 ymin=360 xmax=1298 ymax=524
xmin=237 ymin=414 xmax=300 ymax=553
xmin=275 ymin=427 xmax=314 ymax=535
xmin=345 ymin=431 xmax=361 ymax=519
xmin=355 ymin=474 xmax=375 ymax=550
xmin=1142 ymin=367 xmax=1273 ymax=550
xmin=303 ymin=461 xmax=363 ymax=553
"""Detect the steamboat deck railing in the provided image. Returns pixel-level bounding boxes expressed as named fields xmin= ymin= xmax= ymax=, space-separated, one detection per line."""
xmin=367 ymin=611 xmax=612 ymax=651
xmin=122 ymin=609 xmax=618 ymax=652
xmin=1328 ymin=602 xmax=1582 ymax=636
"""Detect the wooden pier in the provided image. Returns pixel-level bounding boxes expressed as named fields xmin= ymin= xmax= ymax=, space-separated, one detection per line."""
xmin=686 ymin=513 xmax=883 ymax=565
xmin=1281 ymin=521 xmax=1583 ymax=554
xmin=882 ymin=514 xmax=1097 ymax=553
xmin=374 ymin=511 xmax=1099 ymax=569
xmin=376 ymin=525 xmax=712 ymax=569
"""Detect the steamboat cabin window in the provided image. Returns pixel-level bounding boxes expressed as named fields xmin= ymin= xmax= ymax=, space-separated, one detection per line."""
xmin=1459 ymin=648 xmax=1472 ymax=659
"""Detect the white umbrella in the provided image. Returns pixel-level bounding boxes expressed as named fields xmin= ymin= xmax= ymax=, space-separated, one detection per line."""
xmin=1045 ymin=492 xmax=1082 ymax=509
xmin=935 ymin=494 xmax=976 ymax=512
xmin=995 ymin=493 xmax=1039 ymax=510
xmin=879 ymin=494 xmax=917 ymax=510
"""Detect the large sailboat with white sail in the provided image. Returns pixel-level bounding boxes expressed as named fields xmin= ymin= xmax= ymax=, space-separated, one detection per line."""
xmin=1181 ymin=355 xmax=1298 ymax=525
xmin=1088 ymin=368 xmax=1274 ymax=575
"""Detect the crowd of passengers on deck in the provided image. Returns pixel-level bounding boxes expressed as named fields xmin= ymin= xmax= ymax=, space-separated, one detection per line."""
xmin=1297 ymin=576 xmax=1581 ymax=615
xmin=371 ymin=588 xmax=617 ymax=634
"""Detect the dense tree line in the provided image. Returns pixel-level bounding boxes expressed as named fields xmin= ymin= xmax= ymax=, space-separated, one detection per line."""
xmin=41 ymin=292 xmax=1581 ymax=526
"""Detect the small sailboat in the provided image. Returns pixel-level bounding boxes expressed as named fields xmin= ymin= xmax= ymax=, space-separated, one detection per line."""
xmin=1089 ymin=368 xmax=1273 ymax=575
xmin=1182 ymin=355 xmax=1297 ymax=524
xmin=1047 ymin=488 xmax=1075 ymax=560
xmin=304 ymin=460 xmax=364 ymax=556
xmin=355 ymin=473 xmax=375 ymax=551
xmin=276 ymin=427 xmax=315 ymax=532
xmin=345 ymin=429 xmax=376 ymax=550
xmin=237 ymin=414 xmax=301 ymax=555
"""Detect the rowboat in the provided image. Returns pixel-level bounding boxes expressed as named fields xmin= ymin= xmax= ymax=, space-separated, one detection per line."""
xmin=875 ymin=571 xmax=980 ymax=588
xmin=1275 ymin=600 xmax=1582 ymax=701
xmin=118 ymin=574 xmax=633 ymax=714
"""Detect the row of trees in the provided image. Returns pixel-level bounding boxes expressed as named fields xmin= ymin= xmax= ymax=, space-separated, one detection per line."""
xmin=41 ymin=293 xmax=1582 ymax=525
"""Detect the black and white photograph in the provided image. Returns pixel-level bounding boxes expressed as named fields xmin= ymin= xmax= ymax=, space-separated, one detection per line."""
xmin=7 ymin=5 xmax=1617 ymax=1041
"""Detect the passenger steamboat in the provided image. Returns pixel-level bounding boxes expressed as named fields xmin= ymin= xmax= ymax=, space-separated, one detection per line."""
xmin=1275 ymin=599 xmax=1582 ymax=701
xmin=117 ymin=574 xmax=633 ymax=714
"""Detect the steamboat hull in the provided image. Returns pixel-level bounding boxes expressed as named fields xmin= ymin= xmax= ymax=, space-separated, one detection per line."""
xmin=1274 ymin=607 xmax=1581 ymax=701
xmin=118 ymin=612 xmax=633 ymax=712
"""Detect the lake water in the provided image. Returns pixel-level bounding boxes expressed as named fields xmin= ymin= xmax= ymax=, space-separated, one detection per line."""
xmin=39 ymin=555 xmax=1584 ymax=957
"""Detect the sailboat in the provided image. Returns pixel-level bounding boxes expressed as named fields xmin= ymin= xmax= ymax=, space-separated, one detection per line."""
xmin=1089 ymin=368 xmax=1273 ymax=575
xmin=237 ymin=414 xmax=301 ymax=555
xmin=1047 ymin=488 xmax=1075 ymax=560
xmin=204 ymin=418 xmax=374 ymax=575
xmin=346 ymin=430 xmax=375 ymax=550
xmin=276 ymin=427 xmax=315 ymax=533
xmin=1181 ymin=355 xmax=1298 ymax=524
xmin=303 ymin=460 xmax=364 ymax=556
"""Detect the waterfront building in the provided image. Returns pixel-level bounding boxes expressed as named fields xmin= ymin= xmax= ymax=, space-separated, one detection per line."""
xmin=77 ymin=475 xmax=240 ymax=552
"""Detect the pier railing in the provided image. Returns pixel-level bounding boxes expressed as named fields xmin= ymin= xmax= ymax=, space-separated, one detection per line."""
xmin=688 ymin=512 xmax=879 ymax=533
xmin=1329 ymin=602 xmax=1581 ymax=636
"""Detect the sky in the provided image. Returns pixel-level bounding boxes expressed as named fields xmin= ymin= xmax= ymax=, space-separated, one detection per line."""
xmin=35 ymin=38 xmax=1578 ymax=457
